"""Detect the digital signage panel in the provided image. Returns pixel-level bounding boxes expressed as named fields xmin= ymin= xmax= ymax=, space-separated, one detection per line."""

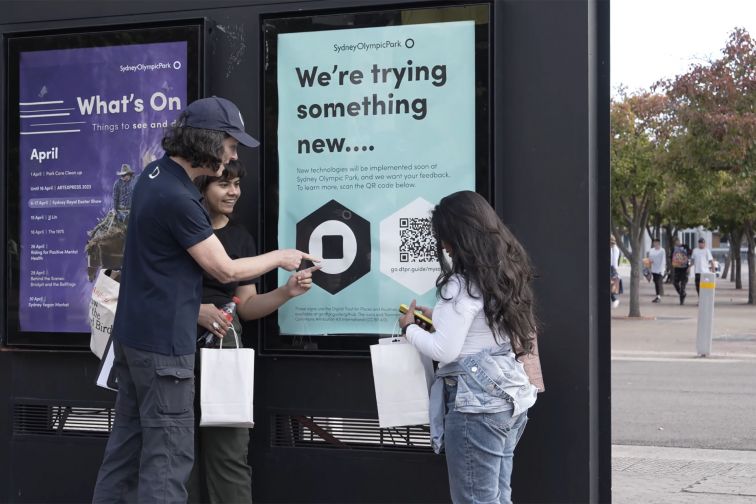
xmin=276 ymin=21 xmax=476 ymax=336
xmin=261 ymin=5 xmax=490 ymax=353
xmin=6 ymin=24 xmax=202 ymax=346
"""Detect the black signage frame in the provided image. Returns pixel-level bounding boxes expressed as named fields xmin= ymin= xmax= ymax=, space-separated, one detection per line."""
xmin=4 ymin=21 xmax=204 ymax=348
xmin=258 ymin=4 xmax=491 ymax=356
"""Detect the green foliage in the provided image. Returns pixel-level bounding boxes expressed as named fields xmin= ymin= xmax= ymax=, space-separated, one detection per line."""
xmin=654 ymin=134 xmax=712 ymax=232
xmin=610 ymin=92 xmax=673 ymax=316
xmin=611 ymin=91 xmax=671 ymax=256
xmin=664 ymin=28 xmax=756 ymax=242
xmin=665 ymin=29 xmax=756 ymax=178
xmin=611 ymin=27 xmax=756 ymax=308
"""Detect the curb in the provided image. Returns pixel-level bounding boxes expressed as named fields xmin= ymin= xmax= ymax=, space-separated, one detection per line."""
xmin=612 ymin=350 xmax=756 ymax=361
xmin=613 ymin=444 xmax=756 ymax=464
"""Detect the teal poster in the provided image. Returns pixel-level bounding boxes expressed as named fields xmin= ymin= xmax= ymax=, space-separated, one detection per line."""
xmin=277 ymin=21 xmax=475 ymax=335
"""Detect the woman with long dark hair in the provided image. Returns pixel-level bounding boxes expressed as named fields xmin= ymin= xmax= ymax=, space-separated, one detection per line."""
xmin=399 ymin=190 xmax=539 ymax=504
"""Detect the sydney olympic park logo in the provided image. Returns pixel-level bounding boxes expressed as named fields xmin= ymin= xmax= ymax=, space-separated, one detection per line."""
xmin=119 ymin=61 xmax=183 ymax=73
xmin=333 ymin=38 xmax=415 ymax=53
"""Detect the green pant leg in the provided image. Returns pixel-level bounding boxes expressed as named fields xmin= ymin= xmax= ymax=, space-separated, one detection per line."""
xmin=201 ymin=312 xmax=253 ymax=503
xmin=200 ymin=425 xmax=252 ymax=503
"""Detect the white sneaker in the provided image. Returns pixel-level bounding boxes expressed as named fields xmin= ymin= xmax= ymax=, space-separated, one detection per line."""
xmin=611 ymin=299 xmax=620 ymax=308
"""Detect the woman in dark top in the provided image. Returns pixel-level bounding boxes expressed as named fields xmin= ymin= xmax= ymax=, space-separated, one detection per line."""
xmin=189 ymin=160 xmax=316 ymax=503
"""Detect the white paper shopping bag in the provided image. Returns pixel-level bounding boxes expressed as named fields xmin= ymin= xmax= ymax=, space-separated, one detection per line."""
xmin=89 ymin=269 xmax=119 ymax=359
xmin=200 ymin=327 xmax=255 ymax=428
xmin=95 ymin=336 xmax=118 ymax=391
xmin=371 ymin=337 xmax=433 ymax=428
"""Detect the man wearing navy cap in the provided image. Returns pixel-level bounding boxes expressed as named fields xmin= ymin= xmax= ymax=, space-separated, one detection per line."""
xmin=93 ymin=97 xmax=318 ymax=504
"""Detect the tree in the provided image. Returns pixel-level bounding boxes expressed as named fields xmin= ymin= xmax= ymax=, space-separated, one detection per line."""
xmin=653 ymin=134 xmax=711 ymax=280
xmin=611 ymin=92 xmax=672 ymax=317
xmin=708 ymin=172 xmax=747 ymax=288
xmin=665 ymin=28 xmax=756 ymax=303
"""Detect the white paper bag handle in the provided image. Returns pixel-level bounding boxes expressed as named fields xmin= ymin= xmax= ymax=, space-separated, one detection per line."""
xmin=219 ymin=325 xmax=240 ymax=349
xmin=392 ymin=319 xmax=401 ymax=337
xmin=379 ymin=319 xmax=404 ymax=344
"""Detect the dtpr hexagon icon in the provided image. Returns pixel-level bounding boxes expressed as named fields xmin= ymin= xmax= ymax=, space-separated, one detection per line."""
xmin=380 ymin=197 xmax=440 ymax=295
xmin=296 ymin=200 xmax=371 ymax=295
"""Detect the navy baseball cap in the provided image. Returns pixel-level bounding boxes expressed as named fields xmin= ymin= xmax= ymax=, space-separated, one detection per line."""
xmin=182 ymin=96 xmax=259 ymax=148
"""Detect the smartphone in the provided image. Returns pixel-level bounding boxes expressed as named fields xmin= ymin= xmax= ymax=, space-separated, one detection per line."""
xmin=298 ymin=259 xmax=315 ymax=271
xmin=399 ymin=304 xmax=433 ymax=330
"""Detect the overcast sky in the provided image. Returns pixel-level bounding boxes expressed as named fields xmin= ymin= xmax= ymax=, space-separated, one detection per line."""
xmin=611 ymin=0 xmax=756 ymax=95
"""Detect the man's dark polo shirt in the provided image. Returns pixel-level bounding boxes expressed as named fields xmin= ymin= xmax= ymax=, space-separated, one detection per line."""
xmin=113 ymin=155 xmax=213 ymax=356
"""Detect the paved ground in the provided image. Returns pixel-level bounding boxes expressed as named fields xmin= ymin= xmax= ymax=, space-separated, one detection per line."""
xmin=612 ymin=266 xmax=756 ymax=357
xmin=613 ymin=359 xmax=756 ymax=450
xmin=613 ymin=445 xmax=756 ymax=504
xmin=611 ymin=266 xmax=756 ymax=503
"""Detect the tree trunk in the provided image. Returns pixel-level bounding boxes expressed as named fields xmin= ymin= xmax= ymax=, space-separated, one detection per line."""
xmin=722 ymin=233 xmax=731 ymax=280
xmin=746 ymin=224 xmax=755 ymax=305
xmin=730 ymin=238 xmax=736 ymax=281
xmin=627 ymin=228 xmax=644 ymax=317
xmin=732 ymin=229 xmax=743 ymax=289
xmin=748 ymin=245 xmax=755 ymax=305
xmin=729 ymin=231 xmax=738 ymax=281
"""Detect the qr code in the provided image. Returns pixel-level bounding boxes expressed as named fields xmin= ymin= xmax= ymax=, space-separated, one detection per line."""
xmin=399 ymin=217 xmax=437 ymax=262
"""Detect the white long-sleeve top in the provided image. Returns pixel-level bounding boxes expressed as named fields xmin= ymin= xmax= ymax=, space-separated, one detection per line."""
xmin=610 ymin=245 xmax=621 ymax=269
xmin=406 ymin=274 xmax=502 ymax=368
xmin=647 ymin=247 xmax=666 ymax=274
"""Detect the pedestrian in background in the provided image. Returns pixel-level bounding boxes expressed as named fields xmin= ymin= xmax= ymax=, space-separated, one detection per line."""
xmin=399 ymin=190 xmax=539 ymax=504
xmin=671 ymin=238 xmax=691 ymax=305
xmin=647 ymin=238 xmax=666 ymax=303
xmin=691 ymin=237 xmax=714 ymax=295
xmin=610 ymin=235 xmax=621 ymax=308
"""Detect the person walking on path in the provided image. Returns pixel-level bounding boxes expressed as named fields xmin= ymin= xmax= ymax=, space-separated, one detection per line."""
xmin=610 ymin=235 xmax=622 ymax=308
xmin=647 ymin=238 xmax=666 ymax=303
xmin=670 ymin=238 xmax=691 ymax=305
xmin=691 ymin=237 xmax=714 ymax=295
xmin=92 ymin=96 xmax=318 ymax=504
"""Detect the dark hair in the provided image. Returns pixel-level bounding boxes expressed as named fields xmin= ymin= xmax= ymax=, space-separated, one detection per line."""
xmin=194 ymin=159 xmax=246 ymax=195
xmin=652 ymin=238 xmax=660 ymax=243
xmin=162 ymin=112 xmax=229 ymax=169
xmin=431 ymin=190 xmax=537 ymax=355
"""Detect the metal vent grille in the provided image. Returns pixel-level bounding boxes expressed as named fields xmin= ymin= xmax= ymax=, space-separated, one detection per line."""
xmin=13 ymin=403 xmax=114 ymax=438
xmin=271 ymin=415 xmax=432 ymax=452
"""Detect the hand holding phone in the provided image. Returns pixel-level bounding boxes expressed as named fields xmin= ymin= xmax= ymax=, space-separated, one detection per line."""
xmin=399 ymin=303 xmax=433 ymax=331
xmin=298 ymin=259 xmax=315 ymax=271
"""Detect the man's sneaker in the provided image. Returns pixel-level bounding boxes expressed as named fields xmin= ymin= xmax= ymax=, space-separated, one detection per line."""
xmin=680 ymin=292 xmax=686 ymax=305
xmin=652 ymin=296 xmax=661 ymax=303
xmin=611 ymin=299 xmax=620 ymax=309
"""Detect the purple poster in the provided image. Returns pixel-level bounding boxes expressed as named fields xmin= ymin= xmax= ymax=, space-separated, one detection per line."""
xmin=18 ymin=41 xmax=188 ymax=333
